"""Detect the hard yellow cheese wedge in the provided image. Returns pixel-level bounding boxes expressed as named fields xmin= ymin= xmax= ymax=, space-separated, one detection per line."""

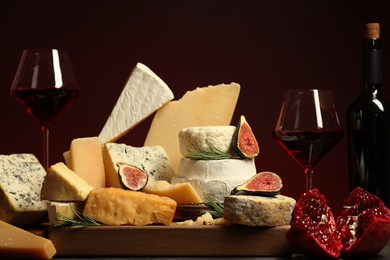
xmin=68 ymin=137 xmax=106 ymax=188
xmin=83 ymin=187 xmax=177 ymax=226
xmin=144 ymin=83 xmax=240 ymax=174
xmin=0 ymin=220 xmax=56 ymax=259
xmin=143 ymin=180 xmax=202 ymax=205
xmin=41 ymin=162 xmax=93 ymax=202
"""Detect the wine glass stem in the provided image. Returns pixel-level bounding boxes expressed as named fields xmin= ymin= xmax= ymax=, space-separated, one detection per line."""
xmin=305 ymin=167 xmax=314 ymax=192
xmin=42 ymin=125 xmax=49 ymax=170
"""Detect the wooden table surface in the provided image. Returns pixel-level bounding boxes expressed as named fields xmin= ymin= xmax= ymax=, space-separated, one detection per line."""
xmin=53 ymin=239 xmax=390 ymax=260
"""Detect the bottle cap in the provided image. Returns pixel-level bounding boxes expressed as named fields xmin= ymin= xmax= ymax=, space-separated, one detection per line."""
xmin=365 ymin=23 xmax=380 ymax=39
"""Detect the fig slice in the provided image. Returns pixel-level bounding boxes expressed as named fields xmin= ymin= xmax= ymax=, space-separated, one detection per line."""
xmin=117 ymin=163 xmax=148 ymax=191
xmin=286 ymin=189 xmax=342 ymax=259
xmin=337 ymin=187 xmax=390 ymax=257
xmin=231 ymin=171 xmax=282 ymax=196
xmin=232 ymin=115 xmax=259 ymax=159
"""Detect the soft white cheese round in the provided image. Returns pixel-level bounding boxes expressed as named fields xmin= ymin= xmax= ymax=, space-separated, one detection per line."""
xmin=179 ymin=126 xmax=236 ymax=158
xmin=178 ymin=158 xmax=256 ymax=180
xmin=171 ymin=177 xmax=248 ymax=202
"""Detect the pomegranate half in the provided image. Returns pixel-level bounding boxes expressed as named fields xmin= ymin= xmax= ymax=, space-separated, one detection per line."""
xmin=337 ymin=187 xmax=390 ymax=257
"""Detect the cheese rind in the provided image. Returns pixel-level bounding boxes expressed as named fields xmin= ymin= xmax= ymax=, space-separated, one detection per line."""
xmin=172 ymin=177 xmax=249 ymax=202
xmin=0 ymin=154 xmax=47 ymax=226
xmin=178 ymin=158 xmax=256 ymax=180
xmin=173 ymin=158 xmax=257 ymax=202
xmin=98 ymin=62 xmax=174 ymax=144
xmin=144 ymin=82 xmax=240 ymax=174
xmin=68 ymin=137 xmax=106 ymax=188
xmin=41 ymin=162 xmax=93 ymax=202
xmin=179 ymin=126 xmax=236 ymax=158
xmin=103 ymin=143 xmax=174 ymax=188
xmin=0 ymin=220 xmax=56 ymax=259
xmin=142 ymin=180 xmax=202 ymax=205
xmin=223 ymin=195 xmax=296 ymax=226
xmin=83 ymin=187 xmax=177 ymax=226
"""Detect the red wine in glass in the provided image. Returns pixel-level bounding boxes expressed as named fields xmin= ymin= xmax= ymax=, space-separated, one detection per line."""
xmin=10 ymin=49 xmax=79 ymax=170
xmin=12 ymin=88 xmax=78 ymax=126
xmin=273 ymin=129 xmax=343 ymax=172
xmin=273 ymin=89 xmax=343 ymax=192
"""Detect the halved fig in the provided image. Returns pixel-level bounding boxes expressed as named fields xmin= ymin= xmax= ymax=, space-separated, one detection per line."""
xmin=231 ymin=171 xmax=282 ymax=196
xmin=232 ymin=115 xmax=259 ymax=159
xmin=337 ymin=187 xmax=390 ymax=257
xmin=117 ymin=163 xmax=148 ymax=191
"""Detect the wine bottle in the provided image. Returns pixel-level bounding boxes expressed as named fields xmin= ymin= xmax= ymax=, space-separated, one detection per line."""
xmin=348 ymin=23 xmax=390 ymax=206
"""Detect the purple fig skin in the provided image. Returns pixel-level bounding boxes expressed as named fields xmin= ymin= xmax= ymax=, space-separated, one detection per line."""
xmin=231 ymin=171 xmax=282 ymax=196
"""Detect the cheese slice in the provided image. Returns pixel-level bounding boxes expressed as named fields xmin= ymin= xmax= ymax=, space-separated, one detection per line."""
xmin=68 ymin=137 xmax=105 ymax=188
xmin=0 ymin=154 xmax=47 ymax=226
xmin=142 ymin=180 xmax=202 ymax=205
xmin=0 ymin=220 xmax=56 ymax=259
xmin=144 ymin=83 xmax=240 ymax=174
xmin=98 ymin=62 xmax=174 ymax=144
xmin=103 ymin=143 xmax=174 ymax=188
xmin=224 ymin=195 xmax=296 ymax=226
xmin=41 ymin=162 xmax=93 ymax=202
xmin=83 ymin=187 xmax=177 ymax=226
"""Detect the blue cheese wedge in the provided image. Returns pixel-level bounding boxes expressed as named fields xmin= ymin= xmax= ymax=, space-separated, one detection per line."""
xmin=103 ymin=143 xmax=174 ymax=188
xmin=98 ymin=62 xmax=174 ymax=144
xmin=0 ymin=154 xmax=47 ymax=226
xmin=224 ymin=195 xmax=296 ymax=226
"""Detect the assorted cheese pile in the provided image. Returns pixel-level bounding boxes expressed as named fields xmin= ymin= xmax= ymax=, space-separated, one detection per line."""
xmin=172 ymin=126 xmax=257 ymax=202
xmin=144 ymin=82 xmax=241 ymax=174
xmin=0 ymin=62 xmax=296 ymax=258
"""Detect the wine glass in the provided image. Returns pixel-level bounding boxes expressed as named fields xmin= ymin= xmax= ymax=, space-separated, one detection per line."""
xmin=273 ymin=89 xmax=343 ymax=192
xmin=10 ymin=49 xmax=79 ymax=170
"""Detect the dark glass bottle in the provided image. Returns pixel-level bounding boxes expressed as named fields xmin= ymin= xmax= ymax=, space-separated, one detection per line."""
xmin=348 ymin=23 xmax=390 ymax=206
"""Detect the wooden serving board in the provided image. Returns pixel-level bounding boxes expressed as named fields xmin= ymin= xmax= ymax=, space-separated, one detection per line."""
xmin=48 ymin=224 xmax=292 ymax=257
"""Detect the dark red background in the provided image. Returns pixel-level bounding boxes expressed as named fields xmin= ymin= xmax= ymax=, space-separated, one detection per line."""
xmin=1 ymin=1 xmax=389 ymax=213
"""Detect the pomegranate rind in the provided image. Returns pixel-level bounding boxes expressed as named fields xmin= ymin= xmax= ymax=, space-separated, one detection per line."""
xmin=286 ymin=189 xmax=342 ymax=259
xmin=337 ymin=187 xmax=390 ymax=257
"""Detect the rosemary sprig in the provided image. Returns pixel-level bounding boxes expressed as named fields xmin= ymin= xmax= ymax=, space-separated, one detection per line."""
xmin=202 ymin=196 xmax=224 ymax=218
xmin=54 ymin=207 xmax=101 ymax=228
xmin=187 ymin=143 xmax=233 ymax=160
